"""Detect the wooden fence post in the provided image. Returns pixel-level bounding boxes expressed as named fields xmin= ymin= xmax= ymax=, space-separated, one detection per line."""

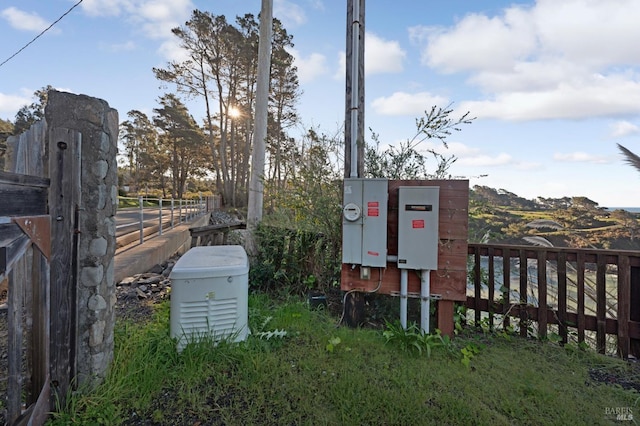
xmin=630 ymin=266 xmax=640 ymax=358
xmin=48 ymin=127 xmax=82 ymax=406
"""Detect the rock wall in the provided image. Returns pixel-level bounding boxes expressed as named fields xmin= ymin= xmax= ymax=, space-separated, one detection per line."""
xmin=45 ymin=90 xmax=119 ymax=387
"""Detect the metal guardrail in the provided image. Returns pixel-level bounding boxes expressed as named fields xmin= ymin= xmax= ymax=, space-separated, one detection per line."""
xmin=117 ymin=196 xmax=213 ymax=250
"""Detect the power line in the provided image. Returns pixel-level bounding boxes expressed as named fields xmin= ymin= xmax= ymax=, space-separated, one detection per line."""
xmin=0 ymin=0 xmax=84 ymax=69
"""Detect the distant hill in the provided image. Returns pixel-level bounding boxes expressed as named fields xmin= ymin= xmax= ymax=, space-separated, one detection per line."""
xmin=468 ymin=185 xmax=640 ymax=250
xmin=470 ymin=185 xmax=538 ymax=210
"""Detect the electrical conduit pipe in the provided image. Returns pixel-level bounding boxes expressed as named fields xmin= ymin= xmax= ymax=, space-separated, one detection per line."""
xmin=400 ymin=269 xmax=408 ymax=329
xmin=420 ymin=270 xmax=430 ymax=334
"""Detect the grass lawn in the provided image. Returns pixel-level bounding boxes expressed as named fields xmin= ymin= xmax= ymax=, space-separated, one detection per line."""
xmin=49 ymin=294 xmax=638 ymax=425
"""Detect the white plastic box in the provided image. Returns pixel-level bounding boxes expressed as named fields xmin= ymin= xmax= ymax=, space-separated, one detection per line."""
xmin=169 ymin=245 xmax=249 ymax=350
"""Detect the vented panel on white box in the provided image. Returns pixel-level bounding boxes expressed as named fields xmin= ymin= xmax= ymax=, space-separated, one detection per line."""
xmin=170 ymin=245 xmax=249 ymax=350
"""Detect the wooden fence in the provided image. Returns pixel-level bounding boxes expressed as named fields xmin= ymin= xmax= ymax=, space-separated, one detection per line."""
xmin=1 ymin=120 xmax=54 ymax=425
xmin=466 ymin=243 xmax=640 ymax=359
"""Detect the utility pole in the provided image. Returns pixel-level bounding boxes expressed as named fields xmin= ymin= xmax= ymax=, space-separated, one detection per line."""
xmin=343 ymin=0 xmax=366 ymax=326
xmin=247 ymin=0 xmax=273 ymax=231
xmin=344 ymin=0 xmax=365 ymax=178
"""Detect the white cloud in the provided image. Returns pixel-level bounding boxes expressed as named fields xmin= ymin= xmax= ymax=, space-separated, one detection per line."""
xmin=1 ymin=7 xmax=59 ymax=33
xmin=80 ymin=0 xmax=134 ymax=17
xmin=80 ymin=0 xmax=193 ymax=51
xmin=610 ymin=121 xmax=640 ymax=138
xmin=371 ymin=92 xmax=448 ymax=116
xmin=366 ymin=32 xmax=406 ymax=75
xmin=274 ymin=0 xmax=307 ymax=28
xmin=157 ymin=39 xmax=190 ymax=63
xmin=433 ymin=141 xmax=480 ymax=158
xmin=103 ymin=40 xmax=137 ymax=52
xmin=336 ymin=32 xmax=406 ymax=79
xmin=422 ymin=8 xmax=536 ymax=73
xmin=413 ymin=0 xmax=640 ymax=121
xmin=458 ymin=153 xmax=513 ymax=167
xmin=553 ymin=152 xmax=610 ymax=164
xmin=289 ymin=48 xmax=328 ymax=83
xmin=0 ymin=92 xmax=32 ymax=117
xmin=515 ymin=162 xmax=544 ymax=171
xmin=459 ymin=72 xmax=640 ymax=121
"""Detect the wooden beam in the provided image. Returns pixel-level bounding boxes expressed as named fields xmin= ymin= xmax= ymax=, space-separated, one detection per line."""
xmin=0 ymin=170 xmax=49 ymax=187
xmin=617 ymin=255 xmax=631 ymax=359
xmin=48 ymin=127 xmax=82 ymax=406
xmin=596 ymin=253 xmax=607 ymax=354
xmin=537 ymin=250 xmax=547 ymax=339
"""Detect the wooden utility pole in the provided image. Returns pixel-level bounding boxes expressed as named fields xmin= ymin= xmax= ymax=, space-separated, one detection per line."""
xmin=343 ymin=0 xmax=366 ymax=326
xmin=247 ymin=0 xmax=273 ymax=230
xmin=344 ymin=0 xmax=365 ymax=177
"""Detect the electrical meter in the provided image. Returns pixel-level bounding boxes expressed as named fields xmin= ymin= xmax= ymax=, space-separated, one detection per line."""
xmin=343 ymin=203 xmax=362 ymax=221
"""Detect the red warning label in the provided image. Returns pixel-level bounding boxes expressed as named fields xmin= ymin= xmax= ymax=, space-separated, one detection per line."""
xmin=368 ymin=208 xmax=379 ymax=217
xmin=367 ymin=251 xmax=379 ymax=256
xmin=412 ymin=219 xmax=425 ymax=229
xmin=367 ymin=201 xmax=379 ymax=207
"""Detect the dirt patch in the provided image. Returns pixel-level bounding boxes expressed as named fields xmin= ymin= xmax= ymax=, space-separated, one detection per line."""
xmin=588 ymin=362 xmax=640 ymax=392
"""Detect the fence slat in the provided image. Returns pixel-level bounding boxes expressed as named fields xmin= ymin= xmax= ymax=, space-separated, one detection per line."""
xmin=30 ymin=245 xmax=50 ymax=408
xmin=488 ymin=247 xmax=495 ymax=328
xmin=557 ymin=252 xmax=568 ymax=344
xmin=596 ymin=253 xmax=607 ymax=353
xmin=577 ymin=252 xmax=586 ymax=344
xmin=519 ymin=249 xmax=528 ymax=337
xmin=7 ymin=251 xmax=27 ymax=424
xmin=537 ymin=250 xmax=547 ymax=339
xmin=617 ymin=255 xmax=631 ymax=358
xmin=502 ymin=248 xmax=511 ymax=329
xmin=474 ymin=248 xmax=481 ymax=326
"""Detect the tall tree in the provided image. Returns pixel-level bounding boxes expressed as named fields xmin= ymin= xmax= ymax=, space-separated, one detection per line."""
xmin=0 ymin=118 xmax=13 ymax=170
xmin=154 ymin=11 xmax=223 ymax=194
xmin=119 ymin=110 xmax=161 ymax=193
xmin=154 ymin=10 xmax=300 ymax=208
xmin=266 ymin=18 xmax=300 ymax=193
xmin=13 ymin=85 xmax=53 ymax=134
xmin=153 ymin=94 xmax=208 ymax=199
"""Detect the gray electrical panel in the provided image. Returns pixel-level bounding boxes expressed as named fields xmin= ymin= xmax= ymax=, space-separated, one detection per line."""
xmin=397 ymin=186 xmax=439 ymax=270
xmin=342 ymin=178 xmax=388 ymax=267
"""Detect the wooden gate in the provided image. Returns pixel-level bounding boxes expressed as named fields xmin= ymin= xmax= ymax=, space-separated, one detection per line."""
xmin=1 ymin=169 xmax=51 ymax=425
xmin=2 ymin=118 xmax=83 ymax=425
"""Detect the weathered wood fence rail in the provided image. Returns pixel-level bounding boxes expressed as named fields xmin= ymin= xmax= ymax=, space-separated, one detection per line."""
xmin=466 ymin=243 xmax=640 ymax=359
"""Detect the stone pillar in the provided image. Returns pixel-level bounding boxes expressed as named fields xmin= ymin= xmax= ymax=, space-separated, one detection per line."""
xmin=45 ymin=91 xmax=118 ymax=387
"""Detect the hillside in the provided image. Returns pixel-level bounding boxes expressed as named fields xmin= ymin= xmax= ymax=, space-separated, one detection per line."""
xmin=469 ymin=185 xmax=640 ymax=250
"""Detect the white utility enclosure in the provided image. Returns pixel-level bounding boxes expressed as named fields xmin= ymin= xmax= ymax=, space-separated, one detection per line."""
xmin=342 ymin=178 xmax=388 ymax=267
xmin=397 ymin=186 xmax=440 ymax=270
xmin=169 ymin=245 xmax=249 ymax=351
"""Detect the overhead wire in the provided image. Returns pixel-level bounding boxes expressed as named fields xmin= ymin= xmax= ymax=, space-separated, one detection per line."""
xmin=0 ymin=0 xmax=84 ymax=69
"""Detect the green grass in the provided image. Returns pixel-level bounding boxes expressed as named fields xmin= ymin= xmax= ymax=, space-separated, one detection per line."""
xmin=49 ymin=294 xmax=638 ymax=425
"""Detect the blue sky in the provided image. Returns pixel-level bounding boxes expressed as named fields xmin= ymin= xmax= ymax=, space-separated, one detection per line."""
xmin=2 ymin=0 xmax=640 ymax=207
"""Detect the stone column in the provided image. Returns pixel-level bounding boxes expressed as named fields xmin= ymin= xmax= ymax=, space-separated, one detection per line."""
xmin=45 ymin=90 xmax=118 ymax=387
